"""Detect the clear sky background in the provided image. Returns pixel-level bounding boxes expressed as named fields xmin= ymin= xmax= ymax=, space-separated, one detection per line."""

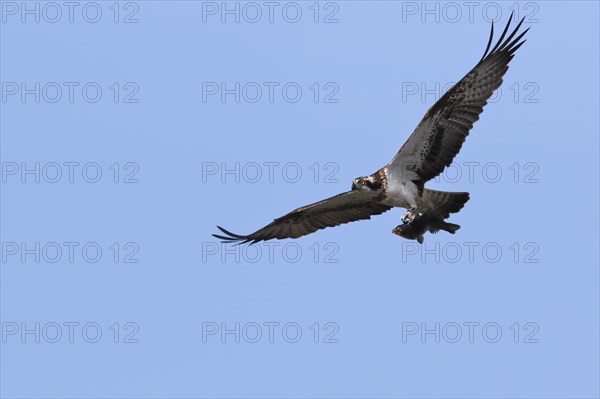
xmin=1 ymin=1 xmax=599 ymax=398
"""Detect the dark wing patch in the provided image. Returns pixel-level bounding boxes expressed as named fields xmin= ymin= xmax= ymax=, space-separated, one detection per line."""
xmin=391 ymin=13 xmax=529 ymax=182
xmin=212 ymin=190 xmax=392 ymax=244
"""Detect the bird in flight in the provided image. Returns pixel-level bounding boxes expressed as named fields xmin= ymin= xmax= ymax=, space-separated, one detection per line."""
xmin=213 ymin=14 xmax=529 ymax=244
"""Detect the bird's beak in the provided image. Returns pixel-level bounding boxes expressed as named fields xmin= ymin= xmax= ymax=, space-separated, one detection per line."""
xmin=351 ymin=182 xmax=357 ymax=190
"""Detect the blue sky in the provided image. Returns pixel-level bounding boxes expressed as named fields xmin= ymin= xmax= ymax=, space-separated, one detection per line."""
xmin=1 ymin=1 xmax=599 ymax=398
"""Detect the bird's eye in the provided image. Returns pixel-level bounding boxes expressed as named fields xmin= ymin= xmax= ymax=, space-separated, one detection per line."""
xmin=360 ymin=179 xmax=366 ymax=185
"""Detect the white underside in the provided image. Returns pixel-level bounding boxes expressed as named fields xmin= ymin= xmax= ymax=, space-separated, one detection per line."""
xmin=381 ymin=167 xmax=419 ymax=209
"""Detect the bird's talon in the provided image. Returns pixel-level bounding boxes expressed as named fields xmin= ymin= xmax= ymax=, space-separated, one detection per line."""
xmin=402 ymin=207 xmax=419 ymax=224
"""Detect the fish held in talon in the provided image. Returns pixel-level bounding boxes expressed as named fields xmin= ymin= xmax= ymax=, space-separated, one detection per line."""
xmin=393 ymin=211 xmax=462 ymax=244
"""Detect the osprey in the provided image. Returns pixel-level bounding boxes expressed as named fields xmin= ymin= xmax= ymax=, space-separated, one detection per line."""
xmin=213 ymin=14 xmax=529 ymax=244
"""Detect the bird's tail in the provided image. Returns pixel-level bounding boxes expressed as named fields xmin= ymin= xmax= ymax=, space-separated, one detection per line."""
xmin=423 ymin=189 xmax=470 ymax=216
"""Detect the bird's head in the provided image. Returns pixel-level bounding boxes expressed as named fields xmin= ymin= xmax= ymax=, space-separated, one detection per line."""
xmin=351 ymin=175 xmax=381 ymax=192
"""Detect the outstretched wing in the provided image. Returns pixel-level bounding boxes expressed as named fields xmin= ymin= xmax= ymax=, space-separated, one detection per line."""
xmin=213 ymin=190 xmax=391 ymax=244
xmin=390 ymin=14 xmax=529 ymax=182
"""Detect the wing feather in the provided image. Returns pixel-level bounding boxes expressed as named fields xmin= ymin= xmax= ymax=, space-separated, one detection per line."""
xmin=213 ymin=190 xmax=392 ymax=244
xmin=390 ymin=13 xmax=529 ymax=182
